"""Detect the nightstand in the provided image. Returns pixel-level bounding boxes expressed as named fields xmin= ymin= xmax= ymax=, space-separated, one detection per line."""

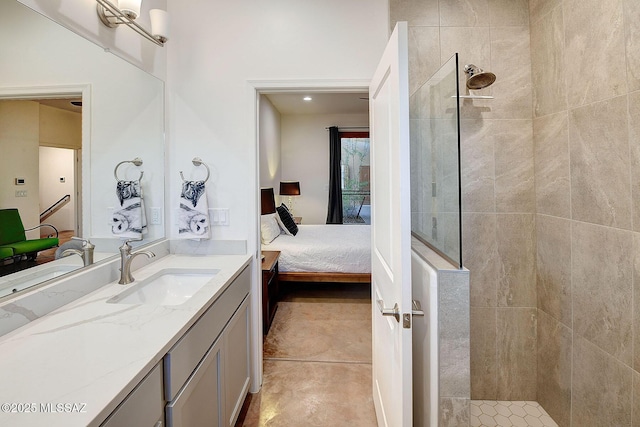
xmin=261 ymin=251 xmax=280 ymax=335
xmin=293 ymin=217 xmax=302 ymax=224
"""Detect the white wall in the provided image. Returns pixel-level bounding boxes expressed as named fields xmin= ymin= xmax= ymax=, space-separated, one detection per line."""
xmin=167 ymin=0 xmax=388 ymax=243
xmin=17 ymin=0 xmax=167 ymax=78
xmin=39 ymin=147 xmax=76 ymax=233
xmin=259 ymin=95 xmax=281 ymax=191
xmin=281 ymin=113 xmax=369 ymax=224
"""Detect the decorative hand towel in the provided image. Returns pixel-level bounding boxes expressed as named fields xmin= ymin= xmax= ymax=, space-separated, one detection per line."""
xmin=177 ymin=180 xmax=210 ymax=239
xmin=111 ymin=180 xmax=147 ymax=240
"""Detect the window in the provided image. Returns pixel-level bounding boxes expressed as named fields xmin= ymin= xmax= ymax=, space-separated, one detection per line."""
xmin=340 ymin=131 xmax=370 ymax=224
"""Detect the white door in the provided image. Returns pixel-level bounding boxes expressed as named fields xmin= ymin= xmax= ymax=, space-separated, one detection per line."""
xmin=370 ymin=21 xmax=413 ymax=427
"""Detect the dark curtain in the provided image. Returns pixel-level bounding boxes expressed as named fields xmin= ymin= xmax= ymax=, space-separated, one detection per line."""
xmin=326 ymin=126 xmax=343 ymax=224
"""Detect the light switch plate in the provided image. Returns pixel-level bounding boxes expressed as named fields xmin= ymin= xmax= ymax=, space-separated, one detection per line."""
xmin=209 ymin=208 xmax=230 ymax=226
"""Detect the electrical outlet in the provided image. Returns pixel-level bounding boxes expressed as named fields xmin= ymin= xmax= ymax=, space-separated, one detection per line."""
xmin=150 ymin=207 xmax=162 ymax=225
xmin=15 ymin=190 xmax=27 ymax=197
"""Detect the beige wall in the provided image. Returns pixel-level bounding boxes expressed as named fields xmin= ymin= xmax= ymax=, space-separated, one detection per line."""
xmin=532 ymin=0 xmax=640 ymax=425
xmin=0 ymin=101 xmax=41 ymax=238
xmin=281 ymin=113 xmax=369 ymax=224
xmin=259 ymin=95 xmax=282 ymax=193
xmin=391 ymin=0 xmax=537 ymax=406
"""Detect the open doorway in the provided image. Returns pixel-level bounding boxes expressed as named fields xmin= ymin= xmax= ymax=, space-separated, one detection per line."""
xmin=245 ymin=83 xmax=377 ymax=424
xmin=0 ymin=96 xmax=82 ymax=275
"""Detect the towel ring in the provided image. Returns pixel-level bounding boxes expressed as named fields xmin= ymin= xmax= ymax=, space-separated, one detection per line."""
xmin=180 ymin=157 xmax=210 ymax=183
xmin=114 ymin=157 xmax=144 ymax=181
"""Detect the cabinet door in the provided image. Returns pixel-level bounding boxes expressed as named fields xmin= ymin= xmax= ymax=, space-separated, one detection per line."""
xmin=101 ymin=362 xmax=164 ymax=427
xmin=166 ymin=338 xmax=223 ymax=427
xmin=223 ymin=297 xmax=250 ymax=427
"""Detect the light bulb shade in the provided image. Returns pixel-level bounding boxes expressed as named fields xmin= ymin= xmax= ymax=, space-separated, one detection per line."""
xmin=119 ymin=0 xmax=141 ymax=19
xmin=279 ymin=181 xmax=301 ymax=196
xmin=261 ymin=188 xmax=276 ymax=215
xmin=150 ymin=9 xmax=169 ymax=42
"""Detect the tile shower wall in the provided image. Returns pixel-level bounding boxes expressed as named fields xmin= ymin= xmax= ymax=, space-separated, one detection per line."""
xmin=390 ymin=0 xmax=537 ymax=408
xmin=532 ymin=0 xmax=640 ymax=425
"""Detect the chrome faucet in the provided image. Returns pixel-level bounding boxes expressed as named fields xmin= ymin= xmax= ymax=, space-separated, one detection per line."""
xmin=60 ymin=237 xmax=95 ymax=267
xmin=118 ymin=240 xmax=155 ymax=285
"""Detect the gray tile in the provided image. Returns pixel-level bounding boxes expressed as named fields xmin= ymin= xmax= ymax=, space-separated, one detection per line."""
xmin=494 ymin=121 xmax=535 ymax=213
xmin=439 ymin=0 xmax=490 ymax=27
xmin=624 ymin=0 xmax=640 ymax=92
xmin=634 ymin=233 xmax=640 ymax=372
xmin=440 ymin=397 xmax=470 ymax=427
xmin=439 ymin=279 xmax=470 ymax=397
xmin=461 ymin=120 xmax=495 ymax=213
xmin=536 ymin=215 xmax=571 ymax=326
xmin=571 ymin=221 xmax=633 ymax=364
xmin=408 ymin=26 xmax=441 ymax=96
xmin=629 ymin=92 xmax=640 ymax=232
xmin=537 ymin=310 xmax=572 ymax=427
xmin=563 ymin=0 xmax=627 ymax=107
xmin=530 ymin=5 xmax=567 ymax=117
xmin=488 ymin=0 xmax=529 ymax=26
xmin=463 ymin=213 xmax=498 ymax=307
xmin=488 ymin=27 xmax=533 ymax=120
xmin=496 ymin=307 xmax=537 ymax=400
xmin=534 ymin=112 xmax=570 ymax=218
xmin=470 ymin=307 xmax=497 ymax=399
xmin=569 ymin=96 xmax=631 ymax=229
xmin=390 ymin=0 xmax=440 ymax=27
xmin=529 ymin=0 xmax=561 ymax=25
xmin=496 ymin=214 xmax=536 ymax=307
xmin=572 ymin=336 xmax=632 ymax=426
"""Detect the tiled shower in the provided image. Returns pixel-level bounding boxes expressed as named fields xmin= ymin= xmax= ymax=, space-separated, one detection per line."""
xmin=392 ymin=0 xmax=640 ymax=425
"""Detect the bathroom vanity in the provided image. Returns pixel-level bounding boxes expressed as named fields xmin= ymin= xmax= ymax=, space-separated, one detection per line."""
xmin=0 ymin=253 xmax=252 ymax=427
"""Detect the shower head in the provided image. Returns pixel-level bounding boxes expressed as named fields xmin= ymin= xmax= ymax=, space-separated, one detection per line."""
xmin=464 ymin=64 xmax=496 ymax=90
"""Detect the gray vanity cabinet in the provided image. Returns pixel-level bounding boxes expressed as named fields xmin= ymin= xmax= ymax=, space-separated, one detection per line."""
xmin=164 ymin=266 xmax=250 ymax=427
xmin=99 ymin=265 xmax=250 ymax=427
xmin=100 ymin=362 xmax=164 ymax=427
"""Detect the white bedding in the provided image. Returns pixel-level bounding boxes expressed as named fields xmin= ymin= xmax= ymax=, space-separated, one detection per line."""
xmin=262 ymin=224 xmax=371 ymax=273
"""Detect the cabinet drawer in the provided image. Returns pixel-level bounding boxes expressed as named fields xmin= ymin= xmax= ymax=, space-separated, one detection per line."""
xmin=100 ymin=362 xmax=164 ymax=427
xmin=164 ymin=266 xmax=250 ymax=401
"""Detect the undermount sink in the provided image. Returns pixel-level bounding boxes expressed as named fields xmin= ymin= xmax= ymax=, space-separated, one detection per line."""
xmin=107 ymin=268 xmax=219 ymax=306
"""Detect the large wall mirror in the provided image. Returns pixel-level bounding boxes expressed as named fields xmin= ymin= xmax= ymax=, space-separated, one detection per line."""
xmin=0 ymin=1 xmax=165 ymax=299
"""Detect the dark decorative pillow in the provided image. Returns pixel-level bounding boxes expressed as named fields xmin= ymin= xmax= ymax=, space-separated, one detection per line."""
xmin=276 ymin=203 xmax=298 ymax=236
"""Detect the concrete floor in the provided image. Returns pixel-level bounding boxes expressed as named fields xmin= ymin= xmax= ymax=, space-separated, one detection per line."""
xmin=240 ymin=283 xmax=376 ymax=426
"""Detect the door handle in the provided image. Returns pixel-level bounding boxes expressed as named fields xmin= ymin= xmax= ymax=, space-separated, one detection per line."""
xmin=412 ymin=300 xmax=425 ymax=316
xmin=377 ymin=299 xmax=400 ymax=322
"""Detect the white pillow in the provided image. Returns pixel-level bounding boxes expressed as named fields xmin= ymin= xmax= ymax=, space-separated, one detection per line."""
xmin=260 ymin=214 xmax=281 ymax=244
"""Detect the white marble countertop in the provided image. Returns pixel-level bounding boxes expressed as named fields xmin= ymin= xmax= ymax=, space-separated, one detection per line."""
xmin=0 ymin=253 xmax=251 ymax=427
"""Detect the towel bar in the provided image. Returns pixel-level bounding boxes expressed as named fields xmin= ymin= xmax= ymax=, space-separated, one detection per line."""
xmin=180 ymin=157 xmax=210 ymax=183
xmin=114 ymin=157 xmax=144 ymax=181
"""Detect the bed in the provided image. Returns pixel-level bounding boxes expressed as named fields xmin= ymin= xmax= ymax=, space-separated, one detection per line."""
xmin=261 ymin=224 xmax=371 ymax=283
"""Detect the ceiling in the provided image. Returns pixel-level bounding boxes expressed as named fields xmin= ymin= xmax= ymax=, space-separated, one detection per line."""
xmin=36 ymin=98 xmax=82 ymax=113
xmin=264 ymin=92 xmax=369 ymax=115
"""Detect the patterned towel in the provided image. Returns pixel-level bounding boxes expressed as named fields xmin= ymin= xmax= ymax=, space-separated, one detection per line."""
xmin=177 ymin=180 xmax=210 ymax=239
xmin=112 ymin=180 xmax=147 ymax=240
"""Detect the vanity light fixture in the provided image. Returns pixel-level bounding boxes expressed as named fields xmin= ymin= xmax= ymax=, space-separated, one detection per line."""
xmin=96 ymin=0 xmax=169 ymax=47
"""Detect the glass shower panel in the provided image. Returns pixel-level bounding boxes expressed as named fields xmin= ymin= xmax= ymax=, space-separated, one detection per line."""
xmin=410 ymin=53 xmax=461 ymax=267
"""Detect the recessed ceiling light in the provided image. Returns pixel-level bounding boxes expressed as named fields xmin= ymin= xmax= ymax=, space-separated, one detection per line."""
xmin=303 ymin=96 xmax=312 ymax=101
